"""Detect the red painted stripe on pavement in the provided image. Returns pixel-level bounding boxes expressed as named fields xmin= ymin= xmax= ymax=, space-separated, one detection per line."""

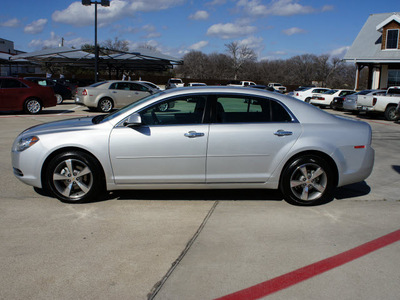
xmin=215 ymin=229 xmax=400 ymax=300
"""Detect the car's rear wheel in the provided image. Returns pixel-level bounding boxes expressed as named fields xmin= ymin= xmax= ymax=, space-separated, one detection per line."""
xmin=384 ymin=105 xmax=396 ymax=121
xmin=55 ymin=94 xmax=63 ymax=104
xmin=45 ymin=151 xmax=105 ymax=203
xmin=98 ymin=98 xmax=113 ymax=113
xmin=280 ymin=155 xmax=335 ymax=206
xmin=305 ymin=97 xmax=311 ymax=103
xmin=24 ymin=98 xmax=42 ymax=114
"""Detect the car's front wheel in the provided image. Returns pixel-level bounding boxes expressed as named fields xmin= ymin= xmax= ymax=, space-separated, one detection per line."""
xmin=45 ymin=151 xmax=105 ymax=203
xmin=384 ymin=105 xmax=397 ymax=121
xmin=280 ymin=155 xmax=335 ymax=206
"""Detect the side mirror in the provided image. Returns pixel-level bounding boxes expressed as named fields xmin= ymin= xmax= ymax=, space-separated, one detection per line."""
xmin=123 ymin=113 xmax=142 ymax=127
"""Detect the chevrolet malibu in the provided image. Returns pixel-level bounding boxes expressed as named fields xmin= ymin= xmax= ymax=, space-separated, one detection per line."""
xmin=12 ymin=87 xmax=374 ymax=206
xmin=75 ymin=80 xmax=156 ymax=112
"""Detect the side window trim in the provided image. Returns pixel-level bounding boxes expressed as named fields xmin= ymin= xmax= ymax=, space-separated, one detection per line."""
xmin=211 ymin=93 xmax=297 ymax=124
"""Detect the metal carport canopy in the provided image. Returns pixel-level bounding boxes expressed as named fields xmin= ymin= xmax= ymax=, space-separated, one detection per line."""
xmin=9 ymin=46 xmax=183 ymax=71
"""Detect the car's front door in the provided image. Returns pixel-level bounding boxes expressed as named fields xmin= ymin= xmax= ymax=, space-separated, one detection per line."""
xmin=0 ymin=78 xmax=28 ymax=110
xmin=206 ymin=95 xmax=302 ymax=183
xmin=109 ymin=95 xmax=209 ymax=184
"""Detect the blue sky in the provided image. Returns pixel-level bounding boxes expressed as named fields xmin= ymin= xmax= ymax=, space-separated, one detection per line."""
xmin=0 ymin=0 xmax=397 ymax=60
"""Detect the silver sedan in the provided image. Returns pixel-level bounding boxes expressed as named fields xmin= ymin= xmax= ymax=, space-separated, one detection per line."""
xmin=75 ymin=80 xmax=157 ymax=112
xmin=12 ymin=86 xmax=374 ymax=206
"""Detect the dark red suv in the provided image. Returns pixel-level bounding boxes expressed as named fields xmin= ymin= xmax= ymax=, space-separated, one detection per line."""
xmin=0 ymin=77 xmax=56 ymax=114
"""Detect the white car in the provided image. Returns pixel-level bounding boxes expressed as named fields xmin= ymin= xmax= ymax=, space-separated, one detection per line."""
xmin=135 ymin=80 xmax=163 ymax=91
xmin=187 ymin=82 xmax=207 ymax=87
xmin=310 ymin=89 xmax=356 ymax=108
xmin=292 ymin=87 xmax=331 ymax=102
xmin=166 ymin=78 xmax=184 ymax=89
xmin=227 ymin=80 xmax=256 ymax=87
xmin=268 ymin=83 xmax=287 ymax=93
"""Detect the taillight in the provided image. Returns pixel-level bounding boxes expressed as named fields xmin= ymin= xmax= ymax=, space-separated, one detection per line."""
xmin=82 ymin=89 xmax=88 ymax=96
xmin=296 ymin=93 xmax=299 ymax=96
xmin=372 ymin=97 xmax=377 ymax=106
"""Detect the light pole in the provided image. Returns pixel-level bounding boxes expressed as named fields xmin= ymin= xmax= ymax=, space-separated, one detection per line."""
xmin=82 ymin=0 xmax=110 ymax=82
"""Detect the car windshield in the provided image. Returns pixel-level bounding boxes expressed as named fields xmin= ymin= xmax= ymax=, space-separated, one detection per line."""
xmin=94 ymin=90 xmax=164 ymax=124
xmin=170 ymin=79 xmax=182 ymax=83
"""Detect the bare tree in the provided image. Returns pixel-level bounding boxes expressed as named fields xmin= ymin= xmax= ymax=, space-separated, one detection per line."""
xmin=177 ymin=51 xmax=209 ymax=79
xmin=101 ymin=37 xmax=129 ymax=53
xmin=225 ymin=42 xmax=257 ymax=80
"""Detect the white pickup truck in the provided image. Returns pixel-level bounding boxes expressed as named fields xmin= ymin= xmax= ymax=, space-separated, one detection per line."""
xmin=357 ymin=86 xmax=400 ymax=121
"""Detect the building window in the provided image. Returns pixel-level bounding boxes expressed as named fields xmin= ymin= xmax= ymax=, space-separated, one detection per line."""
xmin=388 ymin=70 xmax=400 ymax=87
xmin=386 ymin=29 xmax=399 ymax=49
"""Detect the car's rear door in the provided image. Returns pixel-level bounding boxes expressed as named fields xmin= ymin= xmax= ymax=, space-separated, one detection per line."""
xmin=206 ymin=95 xmax=302 ymax=183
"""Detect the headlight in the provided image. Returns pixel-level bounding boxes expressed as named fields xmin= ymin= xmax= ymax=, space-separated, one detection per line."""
xmin=16 ymin=136 xmax=40 ymax=152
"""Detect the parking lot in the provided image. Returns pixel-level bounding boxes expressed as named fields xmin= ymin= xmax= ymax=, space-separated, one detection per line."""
xmin=1 ymin=101 xmax=399 ymax=300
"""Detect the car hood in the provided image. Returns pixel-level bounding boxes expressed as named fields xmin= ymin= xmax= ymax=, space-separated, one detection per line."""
xmin=20 ymin=116 xmax=97 ymax=136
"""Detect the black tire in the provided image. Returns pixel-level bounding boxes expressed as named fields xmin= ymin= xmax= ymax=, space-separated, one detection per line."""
xmin=97 ymin=98 xmax=114 ymax=113
xmin=157 ymin=102 xmax=169 ymax=112
xmin=24 ymin=98 xmax=42 ymax=114
xmin=305 ymin=97 xmax=311 ymax=103
xmin=55 ymin=94 xmax=63 ymax=105
xmin=384 ymin=105 xmax=396 ymax=121
xmin=280 ymin=155 xmax=336 ymax=206
xmin=45 ymin=151 xmax=105 ymax=203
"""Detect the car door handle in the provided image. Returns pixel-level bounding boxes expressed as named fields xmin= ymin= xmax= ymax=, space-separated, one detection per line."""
xmin=184 ymin=131 xmax=204 ymax=138
xmin=274 ymin=130 xmax=293 ymax=137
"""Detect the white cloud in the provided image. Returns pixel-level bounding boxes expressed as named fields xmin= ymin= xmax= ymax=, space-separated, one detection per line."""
xmin=330 ymin=46 xmax=349 ymax=58
xmin=24 ymin=19 xmax=48 ymax=34
xmin=322 ymin=5 xmax=334 ymax=12
xmin=207 ymin=23 xmax=257 ymax=39
xmin=237 ymin=0 xmax=318 ymax=17
xmin=282 ymin=27 xmax=306 ymax=35
xmin=207 ymin=0 xmax=226 ymax=5
xmin=238 ymin=36 xmax=264 ymax=57
xmin=52 ymin=0 xmax=185 ymax=27
xmin=189 ymin=40 xmax=209 ymax=50
xmin=0 ymin=18 xmax=21 ymax=28
xmin=28 ymin=32 xmax=90 ymax=49
xmin=189 ymin=10 xmax=210 ymax=20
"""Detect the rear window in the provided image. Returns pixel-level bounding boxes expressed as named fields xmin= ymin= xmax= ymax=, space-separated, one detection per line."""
xmin=90 ymin=81 xmax=108 ymax=88
xmin=387 ymin=88 xmax=400 ymax=95
xmin=169 ymin=79 xmax=182 ymax=83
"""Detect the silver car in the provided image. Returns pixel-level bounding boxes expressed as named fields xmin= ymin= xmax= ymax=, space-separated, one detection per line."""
xmin=343 ymin=89 xmax=386 ymax=113
xmin=75 ymin=80 xmax=157 ymax=112
xmin=12 ymin=86 xmax=374 ymax=206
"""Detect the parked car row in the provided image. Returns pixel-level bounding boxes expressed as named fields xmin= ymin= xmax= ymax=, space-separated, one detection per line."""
xmin=287 ymin=85 xmax=400 ymax=122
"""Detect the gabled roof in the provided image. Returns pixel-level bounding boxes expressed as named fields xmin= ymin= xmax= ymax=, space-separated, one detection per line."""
xmin=376 ymin=14 xmax=400 ymax=32
xmin=344 ymin=12 xmax=400 ymax=63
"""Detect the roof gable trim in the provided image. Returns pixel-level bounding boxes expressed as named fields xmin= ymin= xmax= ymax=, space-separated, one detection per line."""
xmin=376 ymin=14 xmax=400 ymax=32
